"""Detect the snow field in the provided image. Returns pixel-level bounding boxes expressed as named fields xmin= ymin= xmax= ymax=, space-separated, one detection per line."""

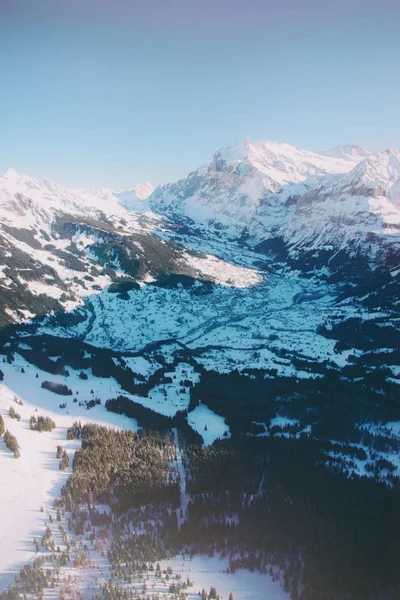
xmin=158 ymin=555 xmax=289 ymax=600
xmin=0 ymin=354 xmax=230 ymax=445
xmin=187 ymin=403 xmax=229 ymax=445
xmin=0 ymin=379 xmax=138 ymax=593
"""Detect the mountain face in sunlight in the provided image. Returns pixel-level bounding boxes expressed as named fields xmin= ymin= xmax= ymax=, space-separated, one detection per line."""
xmin=0 ymin=139 xmax=399 ymax=600
xmin=0 ymin=138 xmax=398 ymax=484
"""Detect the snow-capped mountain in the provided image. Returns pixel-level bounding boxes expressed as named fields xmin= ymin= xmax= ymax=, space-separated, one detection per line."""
xmin=132 ymin=181 xmax=155 ymax=200
xmin=284 ymin=148 xmax=400 ymax=257
xmin=0 ymin=165 xmax=262 ymax=328
xmin=0 ymin=137 xmax=398 ymax=495
xmin=146 ymin=139 xmax=400 ymax=261
xmin=319 ymin=144 xmax=373 ymax=160
xmin=1 ymin=137 xmax=399 ymax=333
xmin=147 ymin=139 xmax=361 ymax=237
xmin=114 ymin=181 xmax=155 ymax=210
xmin=0 ymin=168 xmax=127 ymax=228
xmin=0 ymin=168 xmax=155 ymax=228
xmin=4 ymin=137 xmax=399 ymax=267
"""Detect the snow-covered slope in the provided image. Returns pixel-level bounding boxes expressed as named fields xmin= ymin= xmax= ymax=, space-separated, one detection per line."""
xmin=319 ymin=144 xmax=373 ymax=160
xmin=4 ymin=137 xmax=399 ymax=266
xmin=0 ymin=142 xmax=398 ymax=600
xmin=114 ymin=181 xmax=154 ymax=210
xmin=284 ymin=149 xmax=400 ymax=254
xmin=0 ymin=169 xmax=155 ymax=229
xmin=0 ymin=166 xmax=263 ymax=327
xmin=0 ymin=168 xmax=126 ymax=227
xmin=0 ymin=137 xmax=398 ymax=332
xmin=146 ymin=139 xmax=400 ymax=259
xmin=146 ymin=139 xmax=364 ymax=235
xmin=0 ymin=168 xmax=152 ymax=326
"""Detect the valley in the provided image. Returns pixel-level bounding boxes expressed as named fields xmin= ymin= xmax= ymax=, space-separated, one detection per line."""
xmin=0 ymin=138 xmax=399 ymax=600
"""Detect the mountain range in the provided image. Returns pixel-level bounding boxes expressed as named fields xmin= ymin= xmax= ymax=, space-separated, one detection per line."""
xmin=3 ymin=138 xmax=399 ymax=263
xmin=147 ymin=139 xmax=400 ymax=261
xmin=0 ymin=137 xmax=398 ymax=481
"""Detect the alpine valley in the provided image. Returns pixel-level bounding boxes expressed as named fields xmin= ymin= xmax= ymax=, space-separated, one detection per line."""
xmin=0 ymin=139 xmax=399 ymax=600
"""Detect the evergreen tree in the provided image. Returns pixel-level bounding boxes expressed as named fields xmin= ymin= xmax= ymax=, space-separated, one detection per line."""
xmin=59 ymin=450 xmax=69 ymax=471
xmin=9 ymin=406 xmax=21 ymax=421
xmin=4 ymin=430 xmax=20 ymax=458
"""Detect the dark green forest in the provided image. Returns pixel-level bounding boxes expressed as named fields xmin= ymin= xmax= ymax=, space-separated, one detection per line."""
xmin=31 ymin=424 xmax=400 ymax=599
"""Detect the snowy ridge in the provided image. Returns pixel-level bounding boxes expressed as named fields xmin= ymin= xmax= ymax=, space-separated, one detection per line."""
xmin=147 ymin=138 xmax=400 ymax=257
xmin=284 ymin=149 xmax=400 ymax=253
xmin=113 ymin=181 xmax=155 ymax=210
xmin=0 ymin=168 xmax=126 ymax=228
xmin=147 ymin=138 xmax=367 ymax=235
xmin=3 ymin=137 xmax=400 ymax=260
xmin=319 ymin=144 xmax=373 ymax=160
xmin=0 ymin=139 xmax=399 ymax=600
xmin=0 ymin=168 xmax=155 ymax=230
xmin=0 ymin=163 xmax=267 ymax=328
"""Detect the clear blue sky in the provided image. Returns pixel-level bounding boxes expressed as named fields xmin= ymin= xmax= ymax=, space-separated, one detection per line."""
xmin=0 ymin=0 xmax=399 ymax=188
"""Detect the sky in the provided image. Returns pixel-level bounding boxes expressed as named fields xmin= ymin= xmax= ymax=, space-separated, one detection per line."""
xmin=0 ymin=0 xmax=399 ymax=188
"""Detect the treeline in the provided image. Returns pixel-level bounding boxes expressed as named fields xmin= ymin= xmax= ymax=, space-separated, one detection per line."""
xmin=0 ymin=412 xmax=20 ymax=457
xmin=0 ymin=557 xmax=54 ymax=600
xmin=319 ymin=317 xmax=400 ymax=352
xmin=106 ymin=396 xmax=203 ymax=445
xmin=1 ymin=332 xmax=201 ymax=403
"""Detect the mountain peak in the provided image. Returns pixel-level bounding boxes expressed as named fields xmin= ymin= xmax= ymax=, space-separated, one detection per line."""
xmin=2 ymin=167 xmax=20 ymax=179
xmin=132 ymin=181 xmax=154 ymax=201
xmin=320 ymin=144 xmax=373 ymax=160
xmin=207 ymin=138 xmax=361 ymax=189
xmin=214 ymin=137 xmax=255 ymax=162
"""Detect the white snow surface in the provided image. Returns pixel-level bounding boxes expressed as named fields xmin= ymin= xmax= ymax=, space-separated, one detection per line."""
xmin=147 ymin=138 xmax=400 ymax=251
xmin=187 ymin=403 xmax=229 ymax=445
xmin=319 ymin=144 xmax=373 ymax=160
xmin=0 ymin=168 xmax=158 ymax=234
xmin=2 ymin=136 xmax=400 ymax=262
xmin=115 ymin=181 xmax=155 ymax=209
xmin=160 ymin=555 xmax=288 ymax=600
xmin=0 ymin=139 xmax=399 ymax=597
xmin=181 ymin=251 xmax=262 ymax=288
xmin=0 ymin=376 xmax=137 ymax=592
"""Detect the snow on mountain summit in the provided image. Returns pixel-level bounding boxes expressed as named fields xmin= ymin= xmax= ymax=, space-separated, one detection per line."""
xmin=2 ymin=137 xmax=399 ymax=262
xmin=0 ymin=168 xmax=130 ymax=230
xmin=3 ymin=167 xmax=20 ymax=179
xmin=342 ymin=148 xmax=400 ymax=198
xmin=284 ymin=148 xmax=400 ymax=253
xmin=0 ymin=168 xmax=157 ymax=230
xmin=147 ymin=137 xmax=375 ymax=241
xmin=146 ymin=138 xmax=400 ymax=259
xmin=133 ymin=181 xmax=154 ymax=200
xmin=114 ymin=181 xmax=154 ymax=210
xmin=213 ymin=137 xmax=360 ymax=186
xmin=319 ymin=144 xmax=373 ymax=160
